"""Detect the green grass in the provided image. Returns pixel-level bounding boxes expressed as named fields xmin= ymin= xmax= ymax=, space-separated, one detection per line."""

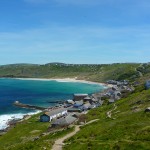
xmin=0 ymin=88 xmax=150 ymax=150
xmin=0 ymin=113 xmax=74 ymax=150
xmin=64 ymin=90 xmax=150 ymax=150
xmin=1 ymin=62 xmax=150 ymax=149
xmin=0 ymin=86 xmax=150 ymax=150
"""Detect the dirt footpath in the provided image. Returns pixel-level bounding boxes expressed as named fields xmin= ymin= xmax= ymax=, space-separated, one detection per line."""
xmin=52 ymin=125 xmax=80 ymax=150
xmin=52 ymin=119 xmax=99 ymax=150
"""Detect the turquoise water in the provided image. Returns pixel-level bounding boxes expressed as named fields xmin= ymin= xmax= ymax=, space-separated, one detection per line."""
xmin=0 ymin=78 xmax=105 ymax=130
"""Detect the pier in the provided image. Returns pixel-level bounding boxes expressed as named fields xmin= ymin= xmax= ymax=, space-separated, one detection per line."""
xmin=13 ymin=101 xmax=47 ymax=111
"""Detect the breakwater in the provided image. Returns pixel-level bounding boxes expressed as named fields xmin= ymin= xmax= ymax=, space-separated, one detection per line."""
xmin=13 ymin=101 xmax=47 ymax=110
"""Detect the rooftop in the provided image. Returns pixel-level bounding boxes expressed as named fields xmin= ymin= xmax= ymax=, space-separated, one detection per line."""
xmin=52 ymin=115 xmax=77 ymax=126
xmin=45 ymin=108 xmax=67 ymax=116
xmin=84 ymin=96 xmax=91 ymax=100
xmin=73 ymin=94 xmax=88 ymax=96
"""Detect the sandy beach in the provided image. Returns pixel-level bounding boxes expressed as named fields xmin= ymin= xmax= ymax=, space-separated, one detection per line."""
xmin=16 ymin=77 xmax=112 ymax=88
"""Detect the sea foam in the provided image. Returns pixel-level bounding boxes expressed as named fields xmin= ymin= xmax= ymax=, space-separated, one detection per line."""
xmin=0 ymin=111 xmax=41 ymax=130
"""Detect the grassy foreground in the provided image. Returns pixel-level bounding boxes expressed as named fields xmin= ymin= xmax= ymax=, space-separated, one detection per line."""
xmin=0 ymin=87 xmax=149 ymax=150
xmin=0 ymin=113 xmax=74 ymax=150
xmin=64 ymin=89 xmax=150 ymax=150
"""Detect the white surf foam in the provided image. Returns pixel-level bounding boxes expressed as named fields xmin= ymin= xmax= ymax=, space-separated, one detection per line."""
xmin=0 ymin=111 xmax=41 ymax=130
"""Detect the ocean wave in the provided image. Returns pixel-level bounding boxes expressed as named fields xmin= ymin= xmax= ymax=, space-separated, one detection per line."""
xmin=0 ymin=111 xmax=41 ymax=130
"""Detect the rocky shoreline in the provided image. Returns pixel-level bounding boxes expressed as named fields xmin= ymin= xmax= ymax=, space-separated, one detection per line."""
xmin=13 ymin=101 xmax=47 ymax=110
xmin=0 ymin=114 xmax=34 ymax=136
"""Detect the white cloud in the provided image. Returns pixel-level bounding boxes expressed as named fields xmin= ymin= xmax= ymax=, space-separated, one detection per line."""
xmin=1 ymin=25 xmax=150 ymax=54
xmin=1 ymin=25 xmax=150 ymax=64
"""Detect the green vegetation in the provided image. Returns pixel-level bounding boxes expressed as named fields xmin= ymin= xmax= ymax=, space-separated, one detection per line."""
xmin=0 ymin=63 xmax=141 ymax=82
xmin=0 ymin=62 xmax=150 ymax=149
xmin=0 ymin=113 xmax=74 ymax=150
xmin=0 ymin=86 xmax=149 ymax=150
xmin=64 ymin=89 xmax=150 ymax=150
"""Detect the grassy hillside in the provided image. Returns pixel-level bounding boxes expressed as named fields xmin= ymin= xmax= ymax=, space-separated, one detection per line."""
xmin=0 ymin=113 xmax=74 ymax=150
xmin=0 ymin=62 xmax=150 ymax=150
xmin=0 ymin=63 xmax=142 ymax=82
xmin=0 ymin=84 xmax=149 ymax=150
xmin=64 ymin=88 xmax=150 ymax=150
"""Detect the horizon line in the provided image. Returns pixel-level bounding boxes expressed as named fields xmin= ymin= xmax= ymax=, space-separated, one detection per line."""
xmin=0 ymin=61 xmax=148 ymax=66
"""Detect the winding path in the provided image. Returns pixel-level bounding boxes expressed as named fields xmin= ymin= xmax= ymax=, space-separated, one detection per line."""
xmin=52 ymin=119 xmax=99 ymax=150
xmin=106 ymin=104 xmax=117 ymax=119
xmin=52 ymin=103 xmax=118 ymax=150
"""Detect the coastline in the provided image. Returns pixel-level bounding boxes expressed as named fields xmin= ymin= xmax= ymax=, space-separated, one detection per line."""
xmin=0 ymin=111 xmax=42 ymax=133
xmin=0 ymin=77 xmax=111 ymax=132
xmin=15 ymin=77 xmax=112 ymax=88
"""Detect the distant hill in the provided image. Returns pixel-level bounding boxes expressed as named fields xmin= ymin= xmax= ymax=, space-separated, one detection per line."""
xmin=0 ymin=62 xmax=150 ymax=83
xmin=1 ymin=63 xmax=39 ymax=67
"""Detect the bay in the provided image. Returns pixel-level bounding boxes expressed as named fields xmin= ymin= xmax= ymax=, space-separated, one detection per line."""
xmin=0 ymin=78 xmax=105 ymax=130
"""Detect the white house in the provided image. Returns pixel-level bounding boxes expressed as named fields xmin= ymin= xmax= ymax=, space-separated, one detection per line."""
xmin=40 ymin=108 xmax=68 ymax=122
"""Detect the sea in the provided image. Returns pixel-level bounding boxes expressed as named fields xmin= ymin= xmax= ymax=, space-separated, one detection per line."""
xmin=0 ymin=78 xmax=105 ymax=130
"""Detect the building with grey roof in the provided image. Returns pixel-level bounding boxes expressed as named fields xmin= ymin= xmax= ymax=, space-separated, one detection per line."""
xmin=51 ymin=115 xmax=77 ymax=127
xmin=145 ymin=80 xmax=150 ymax=90
xmin=82 ymin=103 xmax=91 ymax=110
xmin=73 ymin=100 xmax=83 ymax=108
xmin=73 ymin=94 xmax=88 ymax=101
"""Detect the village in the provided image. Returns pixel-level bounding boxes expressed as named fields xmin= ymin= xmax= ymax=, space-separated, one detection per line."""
xmin=39 ymin=80 xmax=135 ymax=128
xmin=9 ymin=79 xmax=150 ymax=130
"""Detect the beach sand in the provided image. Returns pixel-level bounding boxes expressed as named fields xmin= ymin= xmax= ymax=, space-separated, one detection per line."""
xmin=16 ymin=77 xmax=112 ymax=88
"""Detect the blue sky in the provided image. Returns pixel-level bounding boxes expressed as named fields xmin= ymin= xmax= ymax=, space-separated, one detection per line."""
xmin=0 ymin=0 xmax=150 ymax=64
